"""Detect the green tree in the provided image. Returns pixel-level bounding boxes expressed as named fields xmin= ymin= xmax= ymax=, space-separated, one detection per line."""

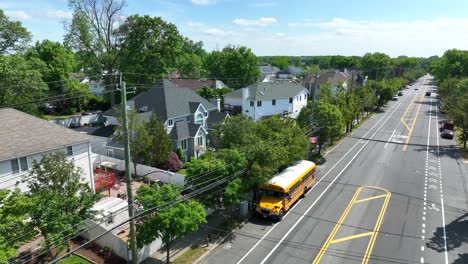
xmin=313 ymin=100 xmax=344 ymax=154
xmin=136 ymin=184 xmax=206 ymax=264
xmin=0 ymin=54 xmax=48 ymax=114
xmin=64 ymin=79 xmax=91 ymax=112
xmin=27 ymin=40 xmax=77 ymax=94
xmin=114 ymin=109 xmax=150 ymax=176
xmin=271 ymin=56 xmax=289 ymax=70
xmin=0 ymin=189 xmax=35 ymax=264
xmin=118 ymin=15 xmax=183 ymax=84
xmin=177 ymin=53 xmax=203 ymax=78
xmin=215 ymin=115 xmax=257 ymax=149
xmin=204 ymin=45 xmax=261 ymax=88
xmin=359 ymin=52 xmax=392 ymax=80
xmin=445 ymin=79 xmax=468 ymax=148
xmin=430 ymin=49 xmax=468 ymax=82
xmin=65 ymin=0 xmax=126 ymax=106
xmin=330 ymin=55 xmax=357 ymax=71
xmin=185 ymin=149 xmax=246 ymax=208
xmin=145 ymin=113 xmax=172 ymax=168
xmin=26 ymin=152 xmax=98 ymax=258
xmin=0 ymin=9 xmax=31 ymax=53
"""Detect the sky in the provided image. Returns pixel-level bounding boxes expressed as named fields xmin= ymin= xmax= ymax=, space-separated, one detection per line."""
xmin=2 ymin=0 xmax=468 ymax=57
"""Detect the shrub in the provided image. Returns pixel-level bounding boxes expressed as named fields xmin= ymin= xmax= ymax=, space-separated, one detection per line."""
xmin=163 ymin=152 xmax=183 ymax=172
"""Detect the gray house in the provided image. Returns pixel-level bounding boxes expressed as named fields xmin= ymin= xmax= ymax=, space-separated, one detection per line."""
xmin=105 ymin=80 xmax=227 ymax=161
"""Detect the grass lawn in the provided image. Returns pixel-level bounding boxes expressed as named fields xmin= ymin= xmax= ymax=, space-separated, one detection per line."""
xmin=172 ymin=246 xmax=208 ymax=264
xmin=57 ymin=255 xmax=92 ymax=264
xmin=42 ymin=114 xmax=79 ymax=121
xmin=177 ymin=169 xmax=188 ymax=176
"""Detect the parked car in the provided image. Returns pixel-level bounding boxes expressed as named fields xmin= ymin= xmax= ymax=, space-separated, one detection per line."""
xmin=392 ymin=95 xmax=398 ymax=101
xmin=414 ymin=88 xmax=419 ymax=90
xmin=398 ymin=91 xmax=403 ymax=96
xmin=441 ymin=129 xmax=454 ymax=139
xmin=425 ymin=91 xmax=431 ymax=96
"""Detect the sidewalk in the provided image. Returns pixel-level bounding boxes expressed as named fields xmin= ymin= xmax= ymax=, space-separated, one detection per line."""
xmin=142 ymin=209 xmax=236 ymax=264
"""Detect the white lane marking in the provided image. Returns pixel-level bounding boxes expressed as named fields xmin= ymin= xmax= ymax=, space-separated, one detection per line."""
xmin=256 ymin=92 xmax=409 ymax=264
xmin=384 ymin=128 xmax=398 ymax=148
xmin=236 ymin=91 xmax=411 ymax=264
xmin=421 ymin=257 xmax=424 ymax=263
xmin=421 ymin=246 xmax=425 ymax=251
xmin=434 ymin=98 xmax=449 ymax=264
xmin=422 ymin=235 xmax=425 ymax=240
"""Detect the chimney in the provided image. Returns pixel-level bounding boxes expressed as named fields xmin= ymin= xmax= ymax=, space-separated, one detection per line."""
xmin=210 ymin=98 xmax=221 ymax=112
xmin=242 ymin=87 xmax=249 ymax=100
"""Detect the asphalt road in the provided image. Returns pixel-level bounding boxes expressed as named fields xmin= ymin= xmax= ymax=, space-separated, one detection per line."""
xmin=201 ymin=75 xmax=468 ymax=264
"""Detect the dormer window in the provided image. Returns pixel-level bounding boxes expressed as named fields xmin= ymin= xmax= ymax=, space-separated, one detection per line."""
xmin=204 ymin=112 xmax=208 ymax=117
xmin=195 ymin=113 xmax=203 ymax=125
xmin=168 ymin=119 xmax=173 ymax=126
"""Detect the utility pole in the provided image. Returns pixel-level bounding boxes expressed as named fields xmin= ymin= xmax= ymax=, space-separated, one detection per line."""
xmin=312 ymin=65 xmax=320 ymax=100
xmin=119 ymin=73 xmax=138 ymax=264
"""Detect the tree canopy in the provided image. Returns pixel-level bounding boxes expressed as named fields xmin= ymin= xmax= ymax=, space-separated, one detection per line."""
xmin=0 ymin=9 xmax=31 ymax=54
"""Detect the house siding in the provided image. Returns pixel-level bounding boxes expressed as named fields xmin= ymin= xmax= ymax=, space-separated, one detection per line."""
xmin=0 ymin=142 xmax=94 ymax=192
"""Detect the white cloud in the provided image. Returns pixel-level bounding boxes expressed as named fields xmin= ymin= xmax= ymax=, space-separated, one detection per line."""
xmin=191 ymin=0 xmax=216 ymax=5
xmin=233 ymin=17 xmax=277 ymax=27
xmin=187 ymin=21 xmax=205 ymax=27
xmin=45 ymin=10 xmax=73 ymax=19
xmin=4 ymin=10 xmax=32 ymax=20
xmin=187 ymin=17 xmax=468 ymax=57
xmin=250 ymin=2 xmax=276 ymax=7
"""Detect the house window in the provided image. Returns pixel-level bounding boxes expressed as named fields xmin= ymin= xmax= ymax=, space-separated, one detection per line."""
xmin=195 ymin=113 xmax=203 ymax=125
xmin=300 ymin=96 xmax=302 ymax=101
xmin=198 ymin=136 xmax=203 ymax=146
xmin=204 ymin=112 xmax=208 ymax=117
xmin=257 ymin=101 xmax=262 ymax=107
xmin=20 ymin=157 xmax=28 ymax=171
xmin=168 ymin=119 xmax=173 ymax=126
xmin=289 ymin=98 xmax=293 ymax=104
xmin=10 ymin=159 xmax=19 ymax=174
xmin=66 ymin=146 xmax=73 ymax=156
xmin=186 ymin=116 xmax=190 ymax=121
xmin=272 ymin=99 xmax=276 ymax=106
xmin=250 ymin=101 xmax=254 ymax=107
xmin=181 ymin=139 xmax=188 ymax=150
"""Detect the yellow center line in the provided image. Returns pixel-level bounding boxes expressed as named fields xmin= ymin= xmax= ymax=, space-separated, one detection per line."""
xmin=403 ymin=94 xmax=424 ymax=151
xmin=400 ymin=94 xmax=417 ymax=131
xmin=354 ymin=194 xmax=388 ymax=203
xmin=312 ymin=186 xmax=391 ymax=264
xmin=330 ymin=232 xmax=373 ymax=244
xmin=312 ymin=187 xmax=364 ymax=264
xmin=362 ymin=191 xmax=392 ymax=264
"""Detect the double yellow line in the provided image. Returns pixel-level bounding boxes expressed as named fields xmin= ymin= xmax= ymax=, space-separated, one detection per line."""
xmin=401 ymin=94 xmax=424 ymax=151
xmin=313 ymin=186 xmax=391 ymax=264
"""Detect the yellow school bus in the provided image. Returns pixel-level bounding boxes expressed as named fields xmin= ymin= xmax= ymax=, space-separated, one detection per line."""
xmin=256 ymin=160 xmax=316 ymax=220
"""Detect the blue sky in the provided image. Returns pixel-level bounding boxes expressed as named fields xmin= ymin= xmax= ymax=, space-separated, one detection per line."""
xmin=2 ymin=0 xmax=468 ymax=57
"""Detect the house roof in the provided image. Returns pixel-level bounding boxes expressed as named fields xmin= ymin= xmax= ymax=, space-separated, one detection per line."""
xmin=288 ymin=67 xmax=304 ymax=74
xmin=304 ymin=71 xmax=352 ymax=86
xmin=168 ymin=79 xmax=228 ymax=91
xmin=106 ymin=80 xmax=217 ymax=121
xmin=169 ymin=122 xmax=202 ymax=140
xmin=260 ymin=65 xmax=280 ymax=74
xmin=206 ymin=111 xmax=228 ymax=129
xmin=224 ymin=81 xmax=308 ymax=101
xmin=0 ymin=108 xmax=93 ymax=161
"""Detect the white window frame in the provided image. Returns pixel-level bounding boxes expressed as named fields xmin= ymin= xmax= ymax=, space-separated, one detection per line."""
xmin=168 ymin=119 xmax=174 ymax=126
xmin=10 ymin=156 xmax=28 ymax=174
xmin=181 ymin=139 xmax=188 ymax=150
xmin=198 ymin=136 xmax=203 ymax=146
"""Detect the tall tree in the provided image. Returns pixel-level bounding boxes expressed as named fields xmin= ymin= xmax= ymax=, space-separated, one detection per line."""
xmin=136 ymin=184 xmax=206 ymax=264
xmin=359 ymin=52 xmax=392 ymax=80
xmin=177 ymin=53 xmax=203 ymax=79
xmin=0 ymin=9 xmax=31 ymax=54
xmin=313 ymin=100 xmax=344 ymax=154
xmin=26 ymin=152 xmax=98 ymax=258
xmin=118 ymin=15 xmax=183 ymax=84
xmin=204 ymin=45 xmax=261 ymax=88
xmin=145 ymin=113 xmax=172 ymax=168
xmin=27 ymin=40 xmax=77 ymax=94
xmin=65 ymin=0 xmax=126 ymax=106
xmin=271 ymin=56 xmax=289 ymax=70
xmin=0 ymin=54 xmax=48 ymax=114
xmin=0 ymin=189 xmax=35 ymax=264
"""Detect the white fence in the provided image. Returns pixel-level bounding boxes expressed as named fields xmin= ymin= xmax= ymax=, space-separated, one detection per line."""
xmin=49 ymin=114 xmax=104 ymax=128
xmin=91 ymin=154 xmax=186 ymax=186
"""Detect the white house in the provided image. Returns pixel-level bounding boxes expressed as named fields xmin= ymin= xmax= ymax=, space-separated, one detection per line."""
xmin=224 ymin=81 xmax=309 ymax=121
xmin=0 ymin=108 xmax=95 ymax=192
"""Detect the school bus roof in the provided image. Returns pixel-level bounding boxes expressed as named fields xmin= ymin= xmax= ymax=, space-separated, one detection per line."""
xmin=266 ymin=160 xmax=316 ymax=192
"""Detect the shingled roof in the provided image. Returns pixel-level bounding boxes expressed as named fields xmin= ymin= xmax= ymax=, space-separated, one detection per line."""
xmin=224 ymin=81 xmax=308 ymax=101
xmin=0 ymin=108 xmax=93 ymax=161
